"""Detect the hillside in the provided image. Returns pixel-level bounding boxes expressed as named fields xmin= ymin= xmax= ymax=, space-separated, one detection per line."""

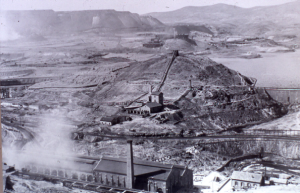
xmin=145 ymin=1 xmax=300 ymax=36
xmin=1 ymin=9 xmax=164 ymax=36
xmin=45 ymin=52 xmax=286 ymax=132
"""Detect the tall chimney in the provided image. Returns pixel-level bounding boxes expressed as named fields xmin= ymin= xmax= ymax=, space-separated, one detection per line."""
xmin=149 ymin=85 xmax=152 ymax=102
xmin=127 ymin=140 xmax=134 ymax=189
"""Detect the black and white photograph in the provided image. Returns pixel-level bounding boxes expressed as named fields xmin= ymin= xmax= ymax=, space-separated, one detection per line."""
xmin=1 ymin=0 xmax=300 ymax=192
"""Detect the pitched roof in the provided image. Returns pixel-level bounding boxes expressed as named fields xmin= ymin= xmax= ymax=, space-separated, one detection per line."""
xmin=231 ymin=171 xmax=262 ymax=183
xmin=125 ymin=102 xmax=144 ymax=109
xmin=151 ymin=91 xmax=162 ymax=96
xmin=20 ymin=152 xmax=99 ymax=173
xmin=145 ymin=102 xmax=162 ymax=108
xmin=100 ymin=116 xmax=116 ymax=122
xmin=93 ymin=156 xmax=186 ymax=181
xmin=270 ymin=177 xmax=287 ymax=184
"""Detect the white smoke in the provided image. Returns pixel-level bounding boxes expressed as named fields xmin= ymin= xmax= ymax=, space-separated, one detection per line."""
xmin=0 ymin=12 xmax=21 ymax=42
xmin=2 ymin=109 xmax=78 ymax=170
xmin=0 ymin=25 xmax=21 ymax=42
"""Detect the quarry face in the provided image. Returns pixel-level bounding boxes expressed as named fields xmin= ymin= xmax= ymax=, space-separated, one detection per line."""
xmin=1 ymin=4 xmax=300 ymax=193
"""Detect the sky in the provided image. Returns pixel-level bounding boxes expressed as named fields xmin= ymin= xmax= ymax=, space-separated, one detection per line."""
xmin=0 ymin=0 xmax=298 ymax=14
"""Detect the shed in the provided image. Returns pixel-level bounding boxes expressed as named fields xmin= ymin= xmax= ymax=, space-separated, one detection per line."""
xmin=100 ymin=116 xmax=118 ymax=126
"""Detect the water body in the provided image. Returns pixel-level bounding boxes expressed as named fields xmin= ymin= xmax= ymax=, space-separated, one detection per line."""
xmin=212 ymin=50 xmax=300 ymax=88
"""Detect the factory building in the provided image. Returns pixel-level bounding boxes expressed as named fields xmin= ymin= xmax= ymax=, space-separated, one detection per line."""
xmin=93 ymin=156 xmax=193 ymax=192
xmin=20 ymin=141 xmax=193 ymax=193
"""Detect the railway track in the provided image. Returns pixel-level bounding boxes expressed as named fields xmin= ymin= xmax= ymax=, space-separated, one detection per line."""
xmin=73 ymin=129 xmax=300 ymax=142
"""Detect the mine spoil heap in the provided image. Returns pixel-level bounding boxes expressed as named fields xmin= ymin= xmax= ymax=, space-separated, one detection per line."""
xmin=111 ymin=53 xmax=287 ymax=131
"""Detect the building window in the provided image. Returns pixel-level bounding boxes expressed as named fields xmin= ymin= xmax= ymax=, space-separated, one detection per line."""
xmin=87 ymin=175 xmax=93 ymax=182
xmin=58 ymin=170 xmax=64 ymax=178
xmin=45 ymin=169 xmax=50 ymax=175
xmin=72 ymin=173 xmax=78 ymax=180
xmin=80 ymin=174 xmax=86 ymax=181
xmin=38 ymin=168 xmax=44 ymax=174
xmin=51 ymin=170 xmax=57 ymax=176
xmin=32 ymin=166 xmax=37 ymax=173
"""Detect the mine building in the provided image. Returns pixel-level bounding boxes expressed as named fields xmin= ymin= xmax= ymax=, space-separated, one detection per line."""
xmin=126 ymin=92 xmax=164 ymax=115
xmin=269 ymin=177 xmax=288 ymax=185
xmin=149 ymin=92 xmax=163 ymax=105
xmin=0 ymin=87 xmax=12 ymax=99
xmin=100 ymin=116 xmax=119 ymax=125
xmin=99 ymin=116 xmax=132 ymax=126
xmin=231 ymin=171 xmax=264 ymax=189
xmin=93 ymin=156 xmax=193 ymax=193
xmin=19 ymin=140 xmax=193 ymax=193
xmin=141 ymin=102 xmax=163 ymax=114
xmin=143 ymin=37 xmax=164 ymax=48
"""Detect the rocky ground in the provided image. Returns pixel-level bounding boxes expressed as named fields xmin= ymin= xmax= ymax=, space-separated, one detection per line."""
xmin=1 ymin=31 xmax=299 ymax=192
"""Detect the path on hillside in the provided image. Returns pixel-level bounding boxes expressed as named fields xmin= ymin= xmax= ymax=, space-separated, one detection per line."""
xmin=156 ymin=50 xmax=179 ymax=92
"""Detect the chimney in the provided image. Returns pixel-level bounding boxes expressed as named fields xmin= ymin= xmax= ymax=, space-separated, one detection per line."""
xmin=189 ymin=79 xmax=192 ymax=89
xmin=149 ymin=85 xmax=152 ymax=102
xmin=127 ymin=140 xmax=134 ymax=189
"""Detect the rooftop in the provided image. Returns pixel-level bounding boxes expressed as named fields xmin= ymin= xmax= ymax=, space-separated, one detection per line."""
xmin=145 ymin=102 xmax=162 ymax=108
xmin=231 ymin=171 xmax=262 ymax=183
xmin=93 ymin=156 xmax=187 ymax=181
xmin=125 ymin=102 xmax=144 ymax=109
xmin=151 ymin=91 xmax=162 ymax=96
xmin=16 ymin=151 xmax=100 ymax=173
xmin=100 ymin=116 xmax=117 ymax=122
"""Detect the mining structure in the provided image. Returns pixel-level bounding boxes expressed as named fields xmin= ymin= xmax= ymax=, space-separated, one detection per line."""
xmin=143 ymin=37 xmax=164 ymax=48
xmin=16 ymin=141 xmax=193 ymax=193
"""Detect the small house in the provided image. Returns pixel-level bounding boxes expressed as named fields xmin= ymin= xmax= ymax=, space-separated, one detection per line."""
xmin=231 ymin=171 xmax=264 ymax=190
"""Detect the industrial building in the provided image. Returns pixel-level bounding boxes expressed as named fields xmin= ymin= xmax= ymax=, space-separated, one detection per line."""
xmin=0 ymin=87 xmax=11 ymax=99
xmin=99 ymin=116 xmax=132 ymax=126
xmin=143 ymin=37 xmax=164 ymax=48
xmin=217 ymin=171 xmax=264 ymax=192
xmin=149 ymin=92 xmax=163 ymax=105
xmin=231 ymin=171 xmax=264 ymax=189
xmin=126 ymin=92 xmax=164 ymax=115
xmin=100 ymin=116 xmax=119 ymax=125
xmin=20 ymin=141 xmax=193 ymax=193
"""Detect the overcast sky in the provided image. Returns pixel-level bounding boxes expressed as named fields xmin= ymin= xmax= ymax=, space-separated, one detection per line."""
xmin=0 ymin=0 xmax=297 ymax=14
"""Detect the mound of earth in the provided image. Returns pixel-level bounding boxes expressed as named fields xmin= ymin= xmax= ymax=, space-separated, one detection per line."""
xmin=18 ymin=52 xmax=287 ymax=134
xmin=76 ymin=53 xmax=287 ymax=132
